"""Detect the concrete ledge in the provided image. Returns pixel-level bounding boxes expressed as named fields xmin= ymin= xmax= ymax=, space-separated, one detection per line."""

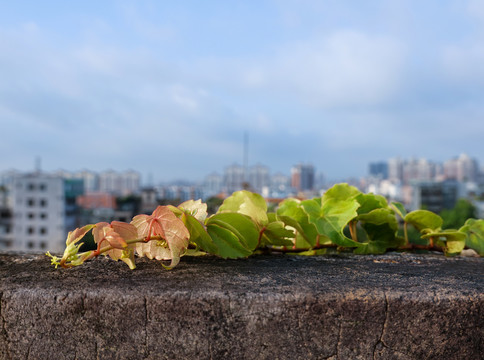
xmin=0 ymin=253 xmax=482 ymax=359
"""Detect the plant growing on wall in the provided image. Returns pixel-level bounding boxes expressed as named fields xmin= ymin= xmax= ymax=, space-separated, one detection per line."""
xmin=47 ymin=183 xmax=484 ymax=270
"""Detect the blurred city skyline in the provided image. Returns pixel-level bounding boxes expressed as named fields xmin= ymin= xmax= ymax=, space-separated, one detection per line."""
xmin=1 ymin=1 xmax=483 ymax=183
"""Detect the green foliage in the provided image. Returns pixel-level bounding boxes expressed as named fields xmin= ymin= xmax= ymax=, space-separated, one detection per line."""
xmin=404 ymin=210 xmax=443 ymax=232
xmin=459 ymin=219 xmax=484 ymax=256
xmin=48 ymin=183 xmax=484 ymax=271
xmin=440 ymin=199 xmax=476 ymax=229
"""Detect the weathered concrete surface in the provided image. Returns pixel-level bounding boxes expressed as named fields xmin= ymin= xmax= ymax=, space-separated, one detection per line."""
xmin=0 ymin=252 xmax=482 ymax=360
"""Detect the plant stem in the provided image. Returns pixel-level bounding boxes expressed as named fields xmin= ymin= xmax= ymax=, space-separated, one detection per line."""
xmin=62 ymin=236 xmax=163 ymax=268
xmin=349 ymin=221 xmax=358 ymax=242
xmin=404 ymin=222 xmax=409 ymax=246
xmin=257 ymin=227 xmax=266 ymax=248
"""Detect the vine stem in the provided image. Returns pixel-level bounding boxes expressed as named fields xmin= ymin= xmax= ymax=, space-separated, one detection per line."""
xmin=60 ymin=236 xmax=164 ymax=268
xmin=404 ymin=222 xmax=409 ymax=247
xmin=349 ymin=221 xmax=358 ymax=242
xmin=257 ymin=227 xmax=266 ymax=248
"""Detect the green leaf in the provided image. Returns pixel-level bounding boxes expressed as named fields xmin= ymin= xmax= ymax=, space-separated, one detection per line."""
xmin=276 ymin=198 xmax=319 ymax=247
xmin=206 ymin=225 xmax=253 ymax=258
xmin=178 ymin=199 xmax=208 ymax=222
xmin=182 ymin=213 xmax=217 ymax=254
xmin=206 ymin=213 xmax=259 ymax=254
xmin=260 ymin=221 xmax=295 ymax=247
xmin=301 ymin=197 xmax=362 ymax=247
xmin=322 ymin=183 xmax=361 ymax=203
xmin=353 ymin=241 xmax=389 ymax=255
xmin=459 ymin=219 xmax=484 ymax=256
xmin=354 ymin=209 xmax=403 ymax=254
xmin=391 ymin=202 xmax=407 ymax=219
xmin=356 ymin=193 xmax=388 ymax=215
xmin=357 ymin=208 xmax=398 ymax=231
xmin=422 ymin=229 xmax=467 ymax=256
xmin=217 ymin=190 xmax=268 ymax=226
xmin=404 ymin=210 xmax=443 ymax=232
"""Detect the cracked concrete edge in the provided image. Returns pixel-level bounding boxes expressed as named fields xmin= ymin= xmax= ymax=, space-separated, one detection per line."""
xmin=0 ymin=291 xmax=11 ymax=360
xmin=0 ymin=253 xmax=483 ymax=359
xmin=1 ymin=288 xmax=482 ymax=360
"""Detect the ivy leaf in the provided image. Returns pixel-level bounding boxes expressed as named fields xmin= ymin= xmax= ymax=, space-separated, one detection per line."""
xmin=108 ymin=221 xmax=138 ymax=269
xmin=354 ymin=209 xmax=402 ymax=254
xmin=391 ymin=202 xmax=407 ymax=219
xmin=206 ymin=225 xmax=252 ymax=258
xmin=206 ymin=213 xmax=259 ymax=258
xmin=181 ymin=212 xmax=218 ymax=254
xmin=422 ymin=230 xmax=467 ymax=256
xmin=301 ymin=197 xmax=362 ymax=247
xmin=132 ymin=206 xmax=190 ymax=269
xmin=356 ymin=193 xmax=388 ymax=215
xmin=48 ymin=224 xmax=96 ymax=268
xmin=177 ymin=199 xmax=208 ymax=222
xmin=259 ymin=218 xmax=295 ymax=247
xmin=353 ymin=241 xmax=389 ymax=255
xmin=276 ymin=198 xmax=319 ymax=247
xmin=404 ymin=210 xmax=443 ymax=232
xmin=459 ymin=219 xmax=484 ymax=256
xmin=66 ymin=224 xmax=96 ymax=246
xmin=357 ymin=208 xmax=398 ymax=231
xmin=322 ymin=183 xmax=361 ymax=203
xmin=218 ymin=190 xmax=268 ymax=226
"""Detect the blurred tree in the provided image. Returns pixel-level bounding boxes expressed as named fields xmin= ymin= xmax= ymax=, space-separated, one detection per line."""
xmin=206 ymin=196 xmax=224 ymax=215
xmin=440 ymin=199 xmax=476 ymax=229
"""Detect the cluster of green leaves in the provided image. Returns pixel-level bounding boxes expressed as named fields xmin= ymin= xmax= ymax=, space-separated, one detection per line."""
xmin=48 ymin=183 xmax=484 ymax=270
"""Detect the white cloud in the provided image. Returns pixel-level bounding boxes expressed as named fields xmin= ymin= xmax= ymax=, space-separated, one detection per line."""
xmin=442 ymin=43 xmax=484 ymax=83
xmin=468 ymin=0 xmax=484 ymax=22
xmin=235 ymin=30 xmax=406 ymax=109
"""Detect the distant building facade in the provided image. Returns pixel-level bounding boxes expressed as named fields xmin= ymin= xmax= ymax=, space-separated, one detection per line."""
xmin=11 ymin=174 xmax=84 ymax=253
xmin=368 ymin=162 xmax=388 ymax=179
xmin=291 ymin=164 xmax=315 ymax=192
xmin=410 ymin=180 xmax=462 ymax=213
xmin=249 ymin=164 xmax=270 ymax=194
xmin=224 ymin=164 xmax=245 ymax=194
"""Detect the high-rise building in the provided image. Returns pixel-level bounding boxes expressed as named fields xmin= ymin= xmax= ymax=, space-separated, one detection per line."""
xmin=74 ymin=170 xmax=99 ymax=193
xmin=11 ymin=173 xmax=84 ymax=253
xmin=224 ymin=164 xmax=245 ymax=193
xmin=99 ymin=170 xmax=141 ymax=195
xmin=388 ymin=157 xmax=403 ymax=182
xmin=249 ymin=164 xmax=270 ymax=194
xmin=410 ymin=180 xmax=462 ymax=213
xmin=291 ymin=164 xmax=315 ymax=191
xmin=0 ymin=185 xmax=13 ymax=250
xmin=368 ymin=162 xmax=388 ymax=179
xmin=203 ymin=172 xmax=223 ymax=198
xmin=444 ymin=154 xmax=478 ymax=182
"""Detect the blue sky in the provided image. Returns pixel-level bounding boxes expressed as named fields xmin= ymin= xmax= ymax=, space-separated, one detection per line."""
xmin=1 ymin=0 xmax=483 ymax=183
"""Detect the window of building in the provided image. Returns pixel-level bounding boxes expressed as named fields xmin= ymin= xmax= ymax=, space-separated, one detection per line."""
xmin=27 ymin=198 xmax=35 ymax=207
xmin=40 ymin=242 xmax=46 ymax=250
xmin=40 ymin=213 xmax=47 ymax=219
xmin=27 ymin=227 xmax=34 ymax=235
xmin=39 ymin=183 xmax=46 ymax=191
xmin=27 ymin=183 xmax=35 ymax=191
xmin=40 ymin=199 xmax=47 ymax=207
xmin=40 ymin=227 xmax=47 ymax=235
xmin=27 ymin=213 xmax=35 ymax=219
xmin=27 ymin=241 xmax=34 ymax=249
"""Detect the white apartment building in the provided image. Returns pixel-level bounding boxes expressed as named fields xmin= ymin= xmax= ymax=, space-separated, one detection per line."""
xmin=249 ymin=164 xmax=270 ymax=194
xmin=12 ymin=174 xmax=73 ymax=253
xmin=224 ymin=164 xmax=245 ymax=194
xmin=99 ymin=170 xmax=141 ymax=195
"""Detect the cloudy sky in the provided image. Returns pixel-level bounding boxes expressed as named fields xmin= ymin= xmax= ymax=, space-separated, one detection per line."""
xmin=1 ymin=1 xmax=483 ymax=183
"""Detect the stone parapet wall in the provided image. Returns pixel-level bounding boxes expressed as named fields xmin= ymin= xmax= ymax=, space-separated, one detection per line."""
xmin=0 ymin=253 xmax=482 ymax=359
